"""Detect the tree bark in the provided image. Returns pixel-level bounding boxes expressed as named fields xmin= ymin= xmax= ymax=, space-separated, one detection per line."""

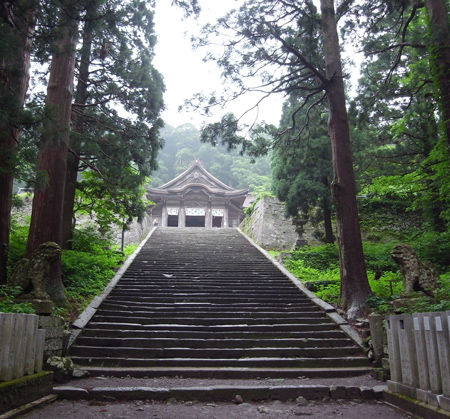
xmin=0 ymin=2 xmax=35 ymax=284
xmin=26 ymin=4 xmax=79 ymax=305
xmin=62 ymin=1 xmax=98 ymax=249
xmin=320 ymin=0 xmax=371 ymax=319
xmin=425 ymin=0 xmax=450 ymax=146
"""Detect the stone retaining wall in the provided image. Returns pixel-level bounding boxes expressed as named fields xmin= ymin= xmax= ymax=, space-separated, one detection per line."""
xmin=240 ymin=196 xmax=322 ymax=250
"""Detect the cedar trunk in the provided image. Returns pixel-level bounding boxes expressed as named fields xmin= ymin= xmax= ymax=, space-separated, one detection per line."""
xmin=322 ymin=194 xmax=334 ymax=244
xmin=0 ymin=4 xmax=35 ymax=284
xmin=62 ymin=3 xmax=97 ymax=249
xmin=425 ymin=0 xmax=450 ymax=145
xmin=320 ymin=0 xmax=371 ymax=319
xmin=26 ymin=5 xmax=79 ymax=305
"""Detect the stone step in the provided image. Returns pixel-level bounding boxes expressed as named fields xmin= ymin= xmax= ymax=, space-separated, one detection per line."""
xmin=100 ymin=300 xmax=318 ymax=310
xmin=94 ymin=309 xmax=325 ymax=319
xmin=70 ymin=227 xmax=370 ymax=379
xmin=72 ymin=365 xmax=373 ymax=379
xmin=84 ymin=322 xmax=339 ymax=332
xmin=69 ymin=345 xmax=362 ymax=359
xmin=71 ymin=356 xmax=371 ymax=368
xmin=74 ymin=337 xmax=355 ymax=349
xmin=80 ymin=329 xmax=349 ymax=340
xmin=99 ymin=302 xmax=321 ymax=312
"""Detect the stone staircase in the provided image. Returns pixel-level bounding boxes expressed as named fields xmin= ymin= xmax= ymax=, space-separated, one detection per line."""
xmin=68 ymin=227 xmax=371 ymax=378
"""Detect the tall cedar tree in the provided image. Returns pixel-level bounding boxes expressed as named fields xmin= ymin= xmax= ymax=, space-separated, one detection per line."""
xmin=0 ymin=0 xmax=36 ymax=284
xmin=320 ymin=0 xmax=370 ymax=317
xmin=61 ymin=0 xmax=164 ymax=248
xmin=198 ymin=0 xmax=370 ymax=318
xmin=26 ymin=1 xmax=81 ymax=305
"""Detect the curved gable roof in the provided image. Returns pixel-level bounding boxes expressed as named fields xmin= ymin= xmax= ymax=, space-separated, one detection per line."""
xmin=148 ymin=159 xmax=248 ymax=197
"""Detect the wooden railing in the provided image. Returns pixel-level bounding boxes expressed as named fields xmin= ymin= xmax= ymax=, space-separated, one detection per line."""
xmin=0 ymin=313 xmax=46 ymax=381
xmin=386 ymin=311 xmax=450 ymax=409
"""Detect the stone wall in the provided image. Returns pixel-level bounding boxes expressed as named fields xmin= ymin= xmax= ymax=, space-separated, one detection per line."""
xmin=240 ymin=196 xmax=298 ymax=250
xmin=240 ymin=196 xmax=324 ymax=250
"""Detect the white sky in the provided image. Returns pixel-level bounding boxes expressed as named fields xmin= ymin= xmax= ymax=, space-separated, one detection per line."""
xmin=153 ymin=0 xmax=361 ymax=130
xmin=153 ymin=1 xmax=284 ymax=129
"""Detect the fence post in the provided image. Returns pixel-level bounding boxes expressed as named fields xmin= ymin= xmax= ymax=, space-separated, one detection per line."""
xmin=34 ymin=329 xmax=46 ymax=373
xmin=412 ymin=313 xmax=430 ymax=391
xmin=0 ymin=314 xmax=14 ymax=381
xmin=435 ymin=312 xmax=450 ymax=397
xmin=24 ymin=314 xmax=39 ymax=375
xmin=386 ymin=315 xmax=402 ymax=383
xmin=397 ymin=314 xmax=419 ymax=388
xmin=422 ymin=312 xmax=442 ymax=394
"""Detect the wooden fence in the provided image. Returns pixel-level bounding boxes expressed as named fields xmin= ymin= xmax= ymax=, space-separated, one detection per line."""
xmin=386 ymin=311 xmax=450 ymax=410
xmin=0 ymin=313 xmax=46 ymax=381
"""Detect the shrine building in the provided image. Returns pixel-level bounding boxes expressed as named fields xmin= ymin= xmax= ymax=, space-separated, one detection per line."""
xmin=147 ymin=159 xmax=248 ymax=228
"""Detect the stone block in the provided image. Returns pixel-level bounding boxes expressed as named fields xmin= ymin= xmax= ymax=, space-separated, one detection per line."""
xmin=345 ymin=386 xmax=361 ymax=399
xmin=372 ymin=385 xmax=388 ymax=399
xmin=437 ymin=395 xmax=450 ymax=412
xmin=360 ymin=386 xmax=375 ymax=400
xmin=53 ymin=386 xmax=89 ymax=400
xmin=0 ymin=371 xmax=53 ymax=415
xmin=35 ymin=329 xmax=46 ymax=373
xmin=44 ymin=338 xmax=64 ymax=351
xmin=329 ymin=385 xmax=347 ymax=399
xmin=387 ymin=380 xmax=416 ymax=399
xmin=42 ymin=327 xmax=64 ymax=339
xmin=38 ymin=316 xmax=64 ymax=328
xmin=369 ymin=313 xmax=385 ymax=363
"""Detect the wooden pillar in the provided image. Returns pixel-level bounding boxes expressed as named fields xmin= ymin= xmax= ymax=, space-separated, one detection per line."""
xmin=179 ymin=202 xmax=186 ymax=227
xmin=161 ymin=201 xmax=168 ymax=227
xmin=206 ymin=200 xmax=212 ymax=228
xmin=223 ymin=204 xmax=229 ymax=228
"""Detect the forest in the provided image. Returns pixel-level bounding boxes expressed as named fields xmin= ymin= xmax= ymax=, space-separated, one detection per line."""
xmin=0 ymin=0 xmax=449 ymax=320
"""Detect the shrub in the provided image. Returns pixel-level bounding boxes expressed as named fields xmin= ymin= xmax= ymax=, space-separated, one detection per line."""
xmin=0 ymin=285 xmax=35 ymax=314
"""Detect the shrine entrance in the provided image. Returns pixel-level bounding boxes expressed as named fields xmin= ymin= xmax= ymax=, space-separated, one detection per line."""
xmin=167 ymin=214 xmax=179 ymax=227
xmin=185 ymin=215 xmax=205 ymax=227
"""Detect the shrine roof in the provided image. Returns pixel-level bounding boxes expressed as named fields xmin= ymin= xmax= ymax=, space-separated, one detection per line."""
xmin=147 ymin=159 xmax=248 ymax=197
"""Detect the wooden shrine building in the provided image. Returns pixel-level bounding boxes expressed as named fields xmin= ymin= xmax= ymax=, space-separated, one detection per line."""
xmin=147 ymin=160 xmax=248 ymax=228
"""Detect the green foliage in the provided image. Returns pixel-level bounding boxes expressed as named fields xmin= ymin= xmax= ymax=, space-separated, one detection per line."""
xmin=0 ymin=285 xmax=35 ymax=314
xmin=61 ymin=227 xmax=136 ymax=311
xmin=288 ymin=245 xmax=339 ymax=271
xmin=149 ymin=123 xmax=272 ymax=191
xmin=411 ymin=230 xmax=450 ymax=271
xmin=7 ymin=219 xmax=29 ymax=271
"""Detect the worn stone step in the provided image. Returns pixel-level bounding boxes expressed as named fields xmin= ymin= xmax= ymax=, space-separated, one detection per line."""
xmin=73 ymin=365 xmax=373 ymax=379
xmin=99 ymin=302 xmax=321 ymax=312
xmin=69 ymin=345 xmax=361 ymax=359
xmin=84 ymin=322 xmax=339 ymax=332
xmin=94 ymin=309 xmax=325 ymax=319
xmin=53 ymin=383 xmax=387 ymax=402
xmin=80 ymin=328 xmax=349 ymax=340
xmin=88 ymin=316 xmax=336 ymax=326
xmin=74 ymin=337 xmax=355 ymax=349
xmin=70 ymin=227 xmax=369 ymax=379
xmin=71 ymin=356 xmax=371 ymax=368
xmin=100 ymin=300 xmax=318 ymax=310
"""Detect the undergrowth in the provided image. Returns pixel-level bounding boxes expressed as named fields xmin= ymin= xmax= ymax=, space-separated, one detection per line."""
xmin=283 ymin=230 xmax=450 ymax=314
xmin=3 ymin=221 xmax=137 ymax=318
